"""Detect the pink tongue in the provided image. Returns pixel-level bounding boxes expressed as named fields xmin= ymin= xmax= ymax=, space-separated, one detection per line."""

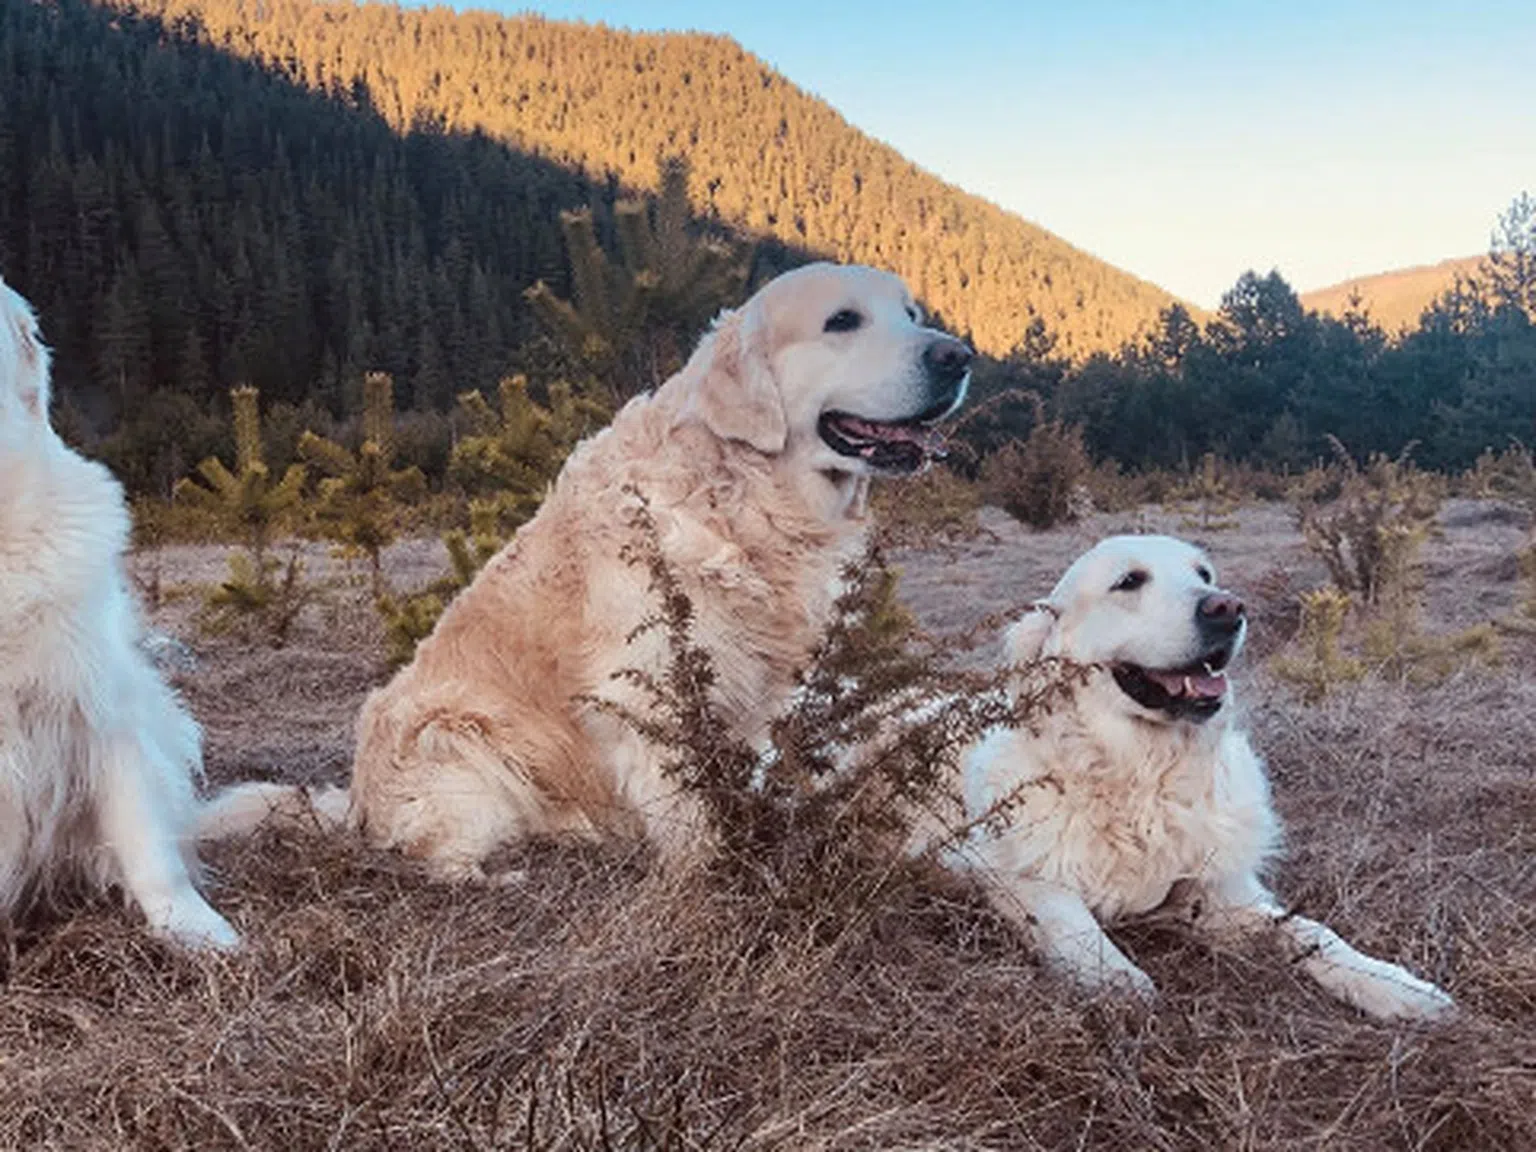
xmin=843 ymin=418 xmax=948 ymax=455
xmin=1146 ymin=668 xmax=1227 ymax=699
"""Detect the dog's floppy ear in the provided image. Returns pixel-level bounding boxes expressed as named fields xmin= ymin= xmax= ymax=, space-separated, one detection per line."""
xmin=3 ymin=283 xmax=50 ymax=420
xmin=1003 ymin=600 xmax=1059 ymax=664
xmin=683 ymin=305 xmax=786 ymax=454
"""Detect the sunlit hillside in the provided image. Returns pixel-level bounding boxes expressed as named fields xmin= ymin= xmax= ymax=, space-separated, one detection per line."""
xmin=122 ymin=0 xmax=1186 ymax=357
xmin=1300 ymin=255 xmax=1484 ymax=331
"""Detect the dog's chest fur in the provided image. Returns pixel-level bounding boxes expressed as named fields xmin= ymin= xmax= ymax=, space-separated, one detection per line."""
xmin=965 ymin=700 xmax=1281 ymax=921
xmin=0 ymin=452 xmax=131 ymax=694
xmin=561 ymin=407 xmax=867 ymax=737
xmin=0 ymin=449 xmax=138 ymax=900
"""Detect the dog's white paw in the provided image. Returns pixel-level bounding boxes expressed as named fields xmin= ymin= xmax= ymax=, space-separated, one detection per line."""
xmin=1345 ymin=963 xmax=1455 ymax=1023
xmin=150 ymin=898 xmax=240 ymax=952
xmin=1071 ymin=954 xmax=1158 ymax=1002
xmin=1107 ymin=963 xmax=1159 ymax=1003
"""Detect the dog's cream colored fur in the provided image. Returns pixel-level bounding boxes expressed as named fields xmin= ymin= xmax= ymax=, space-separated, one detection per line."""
xmin=951 ymin=535 xmax=1453 ymax=1022
xmin=202 ymin=263 xmax=969 ymax=878
xmin=0 ymin=275 xmax=237 ymax=949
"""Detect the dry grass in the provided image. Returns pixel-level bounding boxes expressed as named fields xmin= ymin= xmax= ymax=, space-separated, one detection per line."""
xmin=3 ymin=502 xmax=1533 ymax=1150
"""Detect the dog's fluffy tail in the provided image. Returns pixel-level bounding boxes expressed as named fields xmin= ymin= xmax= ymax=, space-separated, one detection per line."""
xmin=197 ymin=781 xmax=350 ymax=842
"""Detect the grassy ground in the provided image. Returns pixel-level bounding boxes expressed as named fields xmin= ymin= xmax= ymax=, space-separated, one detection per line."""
xmin=1 ymin=501 xmax=1532 ymax=1149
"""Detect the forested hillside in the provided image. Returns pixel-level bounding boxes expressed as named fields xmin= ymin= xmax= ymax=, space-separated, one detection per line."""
xmin=965 ymin=201 xmax=1535 ymax=476
xmin=2 ymin=0 xmax=1530 ymax=495
xmin=0 ymin=0 xmax=1180 ymax=452
xmin=124 ymin=0 xmax=1182 ymax=354
xmin=1300 ymin=256 xmax=1485 ymax=332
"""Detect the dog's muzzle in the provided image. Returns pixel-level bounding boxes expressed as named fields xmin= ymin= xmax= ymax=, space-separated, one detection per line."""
xmin=818 ymin=336 xmax=972 ymax=475
xmin=1111 ymin=629 xmax=1242 ymax=724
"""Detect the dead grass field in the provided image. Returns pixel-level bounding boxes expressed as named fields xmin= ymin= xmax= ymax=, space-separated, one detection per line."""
xmin=2 ymin=501 xmax=1533 ymax=1150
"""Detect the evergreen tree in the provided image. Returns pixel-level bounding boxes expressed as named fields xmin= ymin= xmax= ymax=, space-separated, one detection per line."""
xmin=526 ymin=158 xmax=750 ymax=398
xmin=299 ymin=371 xmax=428 ymax=594
xmin=173 ymin=386 xmax=312 ymax=643
xmin=1486 ymin=192 xmax=1536 ymax=317
xmin=447 ymin=374 xmax=609 ymax=535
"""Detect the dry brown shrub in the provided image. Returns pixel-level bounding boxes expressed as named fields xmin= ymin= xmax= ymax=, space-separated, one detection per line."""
xmin=1079 ymin=458 xmax=1136 ymax=514
xmin=1293 ymin=438 xmax=1443 ymax=610
xmin=978 ymin=394 xmax=1094 ymax=531
xmin=1120 ymin=467 xmax=1185 ymax=508
xmin=1462 ymin=440 xmax=1536 ymax=524
xmin=1241 ymin=563 xmax=1306 ymax=659
xmin=591 ymin=492 xmax=1088 ymax=912
xmin=1520 ymin=545 xmax=1536 ymax=622
xmin=869 ymin=464 xmax=985 ymax=548
xmin=1280 ymin=440 xmax=1502 ymax=692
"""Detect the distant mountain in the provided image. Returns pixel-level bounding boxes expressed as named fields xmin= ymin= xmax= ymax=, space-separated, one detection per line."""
xmin=113 ymin=0 xmax=1186 ymax=358
xmin=1300 ymin=256 xmax=1485 ymax=332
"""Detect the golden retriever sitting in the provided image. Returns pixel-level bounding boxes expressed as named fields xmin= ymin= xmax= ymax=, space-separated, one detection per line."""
xmin=950 ymin=535 xmax=1453 ymax=1022
xmin=0 ymin=275 xmax=237 ymax=949
xmin=203 ymin=263 xmax=970 ymax=878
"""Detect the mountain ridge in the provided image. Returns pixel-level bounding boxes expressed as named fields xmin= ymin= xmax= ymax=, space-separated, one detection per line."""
xmin=123 ymin=0 xmax=1189 ymax=357
xmin=1300 ymin=255 xmax=1485 ymax=331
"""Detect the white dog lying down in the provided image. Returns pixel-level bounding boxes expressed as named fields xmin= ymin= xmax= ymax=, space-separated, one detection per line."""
xmin=949 ymin=535 xmax=1452 ymax=1022
xmin=0 ymin=275 xmax=236 ymax=949
xmin=201 ymin=263 xmax=971 ymax=878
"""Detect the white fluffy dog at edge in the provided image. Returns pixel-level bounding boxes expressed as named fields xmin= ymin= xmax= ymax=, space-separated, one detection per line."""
xmin=0 ymin=275 xmax=237 ymax=949
xmin=200 ymin=263 xmax=971 ymax=880
xmin=950 ymin=534 xmax=1453 ymax=1022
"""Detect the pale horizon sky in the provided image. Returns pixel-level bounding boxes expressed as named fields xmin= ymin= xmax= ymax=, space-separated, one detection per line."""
xmin=443 ymin=1 xmax=1531 ymax=308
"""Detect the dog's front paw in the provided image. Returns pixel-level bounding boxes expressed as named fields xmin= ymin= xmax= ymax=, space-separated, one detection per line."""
xmin=152 ymin=899 xmax=241 ymax=952
xmin=1348 ymin=963 xmax=1455 ymax=1023
xmin=141 ymin=630 xmax=198 ymax=676
xmin=1071 ymin=954 xmax=1158 ymax=1003
xmin=1108 ymin=963 xmax=1159 ymax=1003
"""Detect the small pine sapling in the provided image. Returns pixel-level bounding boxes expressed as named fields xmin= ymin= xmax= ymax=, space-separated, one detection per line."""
xmin=447 ymin=374 xmax=607 ymax=539
xmin=525 ymin=156 xmax=749 ymax=399
xmin=1173 ymin=452 xmax=1241 ymax=533
xmin=174 ymin=386 xmax=312 ymax=644
xmin=375 ymin=377 xmax=607 ymax=667
xmin=1272 ymin=586 xmax=1364 ymax=702
xmin=299 ymin=371 xmax=427 ymax=596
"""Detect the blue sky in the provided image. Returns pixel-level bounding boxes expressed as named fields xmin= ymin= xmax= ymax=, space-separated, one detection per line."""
xmin=463 ymin=1 xmax=1530 ymax=307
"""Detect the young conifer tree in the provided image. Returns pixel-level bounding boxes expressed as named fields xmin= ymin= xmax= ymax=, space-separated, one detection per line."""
xmin=173 ymin=386 xmax=310 ymax=642
xmin=1174 ymin=452 xmax=1240 ymax=533
xmin=524 ymin=156 xmax=748 ymax=398
xmin=376 ymin=375 xmax=608 ymax=666
xmin=299 ymin=371 xmax=427 ymax=595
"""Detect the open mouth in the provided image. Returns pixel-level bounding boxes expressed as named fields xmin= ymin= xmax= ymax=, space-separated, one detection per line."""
xmin=1111 ymin=642 xmax=1235 ymax=722
xmin=818 ymin=397 xmax=954 ymax=475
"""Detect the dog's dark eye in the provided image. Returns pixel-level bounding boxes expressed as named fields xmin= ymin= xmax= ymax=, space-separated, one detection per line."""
xmin=1112 ymin=570 xmax=1148 ymax=593
xmin=1196 ymin=565 xmax=1213 ymax=584
xmin=824 ymin=309 xmax=863 ymax=333
xmin=905 ymin=305 xmax=920 ymax=323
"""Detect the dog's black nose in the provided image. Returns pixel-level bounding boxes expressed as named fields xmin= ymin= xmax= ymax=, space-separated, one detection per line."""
xmin=923 ymin=336 xmax=973 ymax=387
xmin=1197 ymin=592 xmax=1245 ymax=635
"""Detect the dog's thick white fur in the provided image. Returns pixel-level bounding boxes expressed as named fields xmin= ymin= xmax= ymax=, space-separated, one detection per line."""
xmin=0 ymin=276 xmax=237 ymax=949
xmin=202 ymin=263 xmax=970 ymax=878
xmin=951 ymin=535 xmax=1452 ymax=1022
